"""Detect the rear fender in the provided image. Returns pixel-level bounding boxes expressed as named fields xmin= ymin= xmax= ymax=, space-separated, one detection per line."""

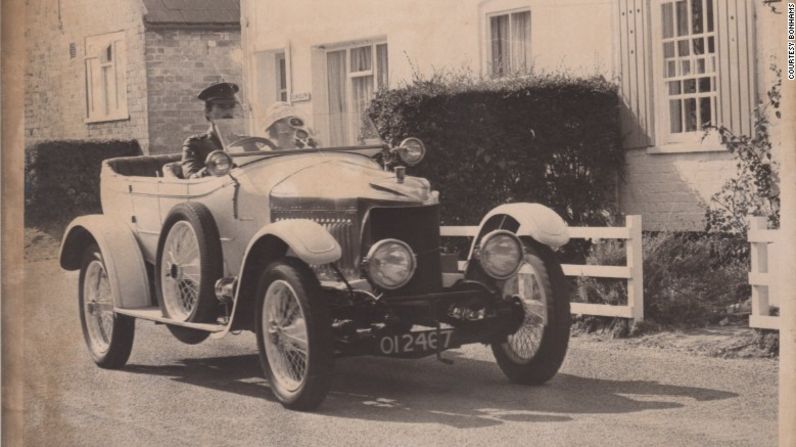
xmin=60 ymin=215 xmax=151 ymax=308
xmin=467 ymin=203 xmax=570 ymax=259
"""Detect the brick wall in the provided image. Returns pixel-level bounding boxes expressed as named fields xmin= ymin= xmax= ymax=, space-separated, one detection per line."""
xmin=25 ymin=0 xmax=150 ymax=150
xmin=144 ymin=28 xmax=242 ymax=155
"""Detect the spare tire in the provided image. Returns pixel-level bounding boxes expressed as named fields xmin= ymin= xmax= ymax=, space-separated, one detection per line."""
xmin=155 ymin=202 xmax=223 ymax=325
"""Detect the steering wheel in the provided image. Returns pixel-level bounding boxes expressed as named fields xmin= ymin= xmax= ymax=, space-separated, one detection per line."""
xmin=227 ymin=136 xmax=277 ymax=153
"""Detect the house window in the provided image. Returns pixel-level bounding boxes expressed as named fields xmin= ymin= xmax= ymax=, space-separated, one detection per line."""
xmin=276 ymin=52 xmax=288 ymax=102
xmin=654 ymin=0 xmax=718 ymax=143
xmin=326 ymin=41 xmax=388 ymax=145
xmin=487 ymin=9 xmax=531 ymax=77
xmin=253 ymin=48 xmax=292 ymax=132
xmin=85 ymin=31 xmax=128 ymax=123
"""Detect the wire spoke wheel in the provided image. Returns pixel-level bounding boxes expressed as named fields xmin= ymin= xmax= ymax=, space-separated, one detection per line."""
xmin=160 ymin=221 xmax=202 ymax=321
xmin=255 ymin=259 xmax=333 ymax=411
xmin=78 ymin=244 xmax=134 ymax=369
xmin=491 ymin=241 xmax=570 ymax=385
xmin=501 ymin=262 xmax=548 ymax=363
xmin=155 ymin=203 xmax=223 ymax=337
xmin=83 ymin=259 xmax=115 ymax=355
xmin=263 ymin=280 xmax=309 ymax=392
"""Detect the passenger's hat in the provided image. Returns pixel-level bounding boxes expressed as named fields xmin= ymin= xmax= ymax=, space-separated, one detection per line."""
xmin=198 ymin=82 xmax=239 ymax=103
xmin=260 ymin=101 xmax=305 ymax=132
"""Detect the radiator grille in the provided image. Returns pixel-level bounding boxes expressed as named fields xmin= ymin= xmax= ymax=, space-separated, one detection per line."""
xmin=367 ymin=205 xmax=442 ymax=295
xmin=272 ymin=210 xmax=360 ymax=280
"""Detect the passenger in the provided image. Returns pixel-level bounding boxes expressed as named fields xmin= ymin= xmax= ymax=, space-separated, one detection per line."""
xmin=261 ymin=102 xmax=317 ymax=150
xmin=181 ymin=82 xmax=240 ymax=178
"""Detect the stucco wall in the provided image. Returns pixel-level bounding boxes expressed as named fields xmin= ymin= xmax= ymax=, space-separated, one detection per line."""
xmin=241 ymin=0 xmax=616 ymax=133
xmin=25 ymin=0 xmax=149 ymax=150
xmin=144 ymin=28 xmax=242 ymax=155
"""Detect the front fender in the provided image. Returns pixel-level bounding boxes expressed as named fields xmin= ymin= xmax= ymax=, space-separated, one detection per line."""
xmin=215 ymin=219 xmax=341 ymax=338
xmin=60 ymin=215 xmax=151 ymax=308
xmin=245 ymin=219 xmax=341 ymax=266
xmin=468 ymin=203 xmax=570 ymax=256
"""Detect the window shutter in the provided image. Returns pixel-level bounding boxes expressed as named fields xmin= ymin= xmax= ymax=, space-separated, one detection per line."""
xmin=618 ymin=0 xmax=653 ymax=149
xmin=86 ymin=57 xmax=104 ymax=116
xmin=716 ymin=0 xmax=755 ymax=136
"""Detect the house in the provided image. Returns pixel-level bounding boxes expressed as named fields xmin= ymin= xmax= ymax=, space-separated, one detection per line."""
xmin=238 ymin=0 xmax=784 ymax=231
xmin=25 ymin=0 xmax=242 ymax=155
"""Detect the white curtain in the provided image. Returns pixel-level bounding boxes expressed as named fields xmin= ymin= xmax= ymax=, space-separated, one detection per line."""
xmin=490 ymin=15 xmax=509 ymax=75
xmin=327 ymin=44 xmax=386 ymax=144
xmin=662 ymin=2 xmax=674 ymax=38
xmin=675 ymin=0 xmax=688 ymax=36
xmin=350 ymin=45 xmax=371 ymax=72
xmin=376 ymin=44 xmax=388 ymax=89
xmin=351 ymin=76 xmax=374 ymax=142
xmin=327 ymin=50 xmax=347 ymax=145
xmin=510 ymin=12 xmax=530 ymax=73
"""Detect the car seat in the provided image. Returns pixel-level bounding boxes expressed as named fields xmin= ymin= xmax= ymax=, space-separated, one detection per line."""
xmin=162 ymin=162 xmax=184 ymax=179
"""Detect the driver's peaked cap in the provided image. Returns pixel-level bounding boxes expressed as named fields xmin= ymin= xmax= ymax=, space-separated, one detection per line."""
xmin=198 ymin=82 xmax=239 ymax=103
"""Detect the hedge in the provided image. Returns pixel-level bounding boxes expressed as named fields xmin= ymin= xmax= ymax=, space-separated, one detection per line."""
xmin=25 ymin=140 xmax=142 ymax=226
xmin=367 ymin=74 xmax=623 ymax=229
xmin=577 ymin=232 xmax=750 ymax=326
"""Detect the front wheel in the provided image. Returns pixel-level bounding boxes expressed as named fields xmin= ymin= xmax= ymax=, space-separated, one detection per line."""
xmin=255 ymin=258 xmax=333 ymax=411
xmin=79 ymin=243 xmax=135 ymax=369
xmin=491 ymin=241 xmax=570 ymax=384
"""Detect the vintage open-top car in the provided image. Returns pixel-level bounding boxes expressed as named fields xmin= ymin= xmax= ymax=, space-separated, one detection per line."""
xmin=60 ymin=135 xmax=572 ymax=410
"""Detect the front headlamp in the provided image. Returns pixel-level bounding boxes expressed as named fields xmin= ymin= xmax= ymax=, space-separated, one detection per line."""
xmin=397 ymin=138 xmax=426 ymax=166
xmin=205 ymin=150 xmax=233 ymax=176
xmin=477 ymin=230 xmax=524 ymax=279
xmin=364 ymin=239 xmax=417 ymax=290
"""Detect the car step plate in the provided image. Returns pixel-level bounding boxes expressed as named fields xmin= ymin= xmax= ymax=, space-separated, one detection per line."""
xmin=115 ymin=307 xmax=226 ymax=333
xmin=377 ymin=329 xmax=455 ymax=356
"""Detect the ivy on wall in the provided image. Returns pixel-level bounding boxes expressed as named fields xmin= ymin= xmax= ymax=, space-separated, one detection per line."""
xmin=705 ymin=67 xmax=782 ymax=234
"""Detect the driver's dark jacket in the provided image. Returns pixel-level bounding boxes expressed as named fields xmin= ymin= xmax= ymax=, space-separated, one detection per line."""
xmin=181 ymin=126 xmax=223 ymax=178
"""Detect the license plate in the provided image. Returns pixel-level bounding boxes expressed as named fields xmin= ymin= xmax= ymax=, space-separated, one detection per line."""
xmin=377 ymin=329 xmax=454 ymax=356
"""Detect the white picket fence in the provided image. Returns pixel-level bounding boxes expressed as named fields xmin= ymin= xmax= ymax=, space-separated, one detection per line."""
xmin=747 ymin=216 xmax=780 ymax=330
xmin=440 ymin=215 xmax=644 ymax=321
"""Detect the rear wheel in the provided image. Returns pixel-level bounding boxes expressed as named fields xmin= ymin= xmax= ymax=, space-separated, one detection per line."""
xmin=491 ymin=241 xmax=570 ymax=384
xmin=255 ymin=258 xmax=333 ymax=411
xmin=79 ymin=244 xmax=135 ymax=369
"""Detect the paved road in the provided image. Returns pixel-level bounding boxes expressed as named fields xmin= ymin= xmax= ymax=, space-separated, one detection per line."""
xmin=21 ymin=259 xmax=777 ymax=446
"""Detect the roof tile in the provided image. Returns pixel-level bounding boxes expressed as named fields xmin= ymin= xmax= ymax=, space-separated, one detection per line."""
xmin=142 ymin=0 xmax=240 ymax=25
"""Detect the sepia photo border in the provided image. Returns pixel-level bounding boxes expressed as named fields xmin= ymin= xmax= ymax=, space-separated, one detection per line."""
xmin=2 ymin=0 xmax=795 ymax=444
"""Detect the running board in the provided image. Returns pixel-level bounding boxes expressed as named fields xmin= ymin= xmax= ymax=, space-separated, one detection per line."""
xmin=115 ymin=307 xmax=227 ymax=333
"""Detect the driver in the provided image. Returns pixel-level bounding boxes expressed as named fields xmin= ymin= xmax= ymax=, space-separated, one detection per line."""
xmin=261 ymin=102 xmax=317 ymax=150
xmin=181 ymin=82 xmax=240 ymax=178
